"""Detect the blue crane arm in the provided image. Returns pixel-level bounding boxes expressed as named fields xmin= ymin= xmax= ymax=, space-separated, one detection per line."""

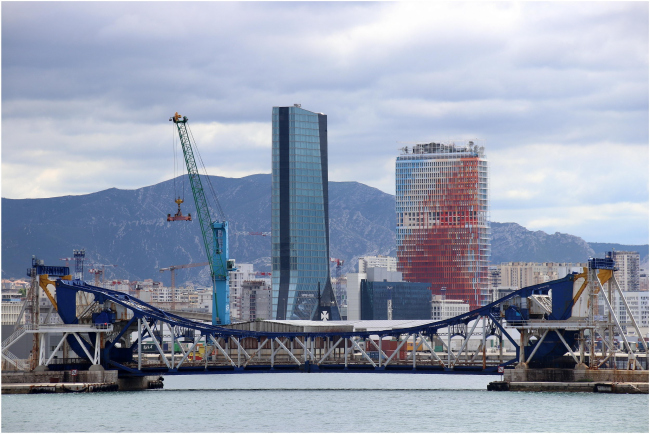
xmin=170 ymin=113 xmax=230 ymax=324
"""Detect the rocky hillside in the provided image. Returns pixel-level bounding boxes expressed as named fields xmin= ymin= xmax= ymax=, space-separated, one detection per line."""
xmin=2 ymin=174 xmax=646 ymax=285
xmin=1 ymin=174 xmax=395 ymax=285
xmin=490 ymin=222 xmax=648 ymax=265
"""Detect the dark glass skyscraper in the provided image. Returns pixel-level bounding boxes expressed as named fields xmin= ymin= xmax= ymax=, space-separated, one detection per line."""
xmin=272 ymin=105 xmax=340 ymax=321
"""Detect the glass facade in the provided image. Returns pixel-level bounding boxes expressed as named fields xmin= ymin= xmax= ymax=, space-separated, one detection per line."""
xmin=272 ymin=106 xmax=340 ymax=320
xmin=396 ymin=142 xmax=491 ymax=310
xmin=360 ymin=281 xmax=432 ymax=320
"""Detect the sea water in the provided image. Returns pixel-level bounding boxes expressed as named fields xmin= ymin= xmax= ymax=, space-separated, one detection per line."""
xmin=2 ymin=373 xmax=648 ymax=432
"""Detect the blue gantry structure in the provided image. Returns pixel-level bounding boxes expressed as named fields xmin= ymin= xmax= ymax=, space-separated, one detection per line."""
xmin=3 ymin=255 xmax=647 ymax=377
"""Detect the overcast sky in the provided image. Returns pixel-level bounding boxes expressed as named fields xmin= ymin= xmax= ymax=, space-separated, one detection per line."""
xmin=2 ymin=2 xmax=648 ymax=245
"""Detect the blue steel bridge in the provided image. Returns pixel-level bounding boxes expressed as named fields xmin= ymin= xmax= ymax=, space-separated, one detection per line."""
xmin=3 ymin=257 xmax=647 ymax=377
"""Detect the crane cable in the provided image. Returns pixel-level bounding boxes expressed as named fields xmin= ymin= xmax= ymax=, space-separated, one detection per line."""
xmin=171 ymin=124 xmax=186 ymax=202
xmin=172 ymin=123 xmax=177 ymax=199
xmin=187 ymin=123 xmax=227 ymax=222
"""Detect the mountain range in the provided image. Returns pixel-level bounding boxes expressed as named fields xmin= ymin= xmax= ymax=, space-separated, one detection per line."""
xmin=2 ymin=174 xmax=647 ymax=286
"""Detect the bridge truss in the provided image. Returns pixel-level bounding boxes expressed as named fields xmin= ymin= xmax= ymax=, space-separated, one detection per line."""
xmin=3 ymin=259 xmax=647 ymax=376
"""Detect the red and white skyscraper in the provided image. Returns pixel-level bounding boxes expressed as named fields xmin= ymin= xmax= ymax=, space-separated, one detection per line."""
xmin=395 ymin=141 xmax=490 ymax=310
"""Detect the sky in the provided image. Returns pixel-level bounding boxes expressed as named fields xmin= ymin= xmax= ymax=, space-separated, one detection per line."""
xmin=1 ymin=1 xmax=648 ymax=245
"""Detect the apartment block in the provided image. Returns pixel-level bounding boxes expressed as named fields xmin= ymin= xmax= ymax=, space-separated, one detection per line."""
xmin=613 ymin=251 xmax=640 ymax=292
xmin=431 ymin=296 xmax=470 ymax=321
xmin=497 ymin=262 xmax=586 ymax=289
xmin=359 ymin=255 xmax=397 ymax=273
xmin=240 ymin=280 xmax=273 ymax=321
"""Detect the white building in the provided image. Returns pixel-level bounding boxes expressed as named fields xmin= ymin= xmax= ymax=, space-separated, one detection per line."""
xmin=359 ymin=255 xmax=397 ymax=273
xmin=2 ymin=301 xmax=24 ymax=325
xmin=431 ymin=295 xmax=470 ymax=321
xmin=497 ymin=262 xmax=586 ymax=289
xmin=195 ymin=288 xmax=213 ymax=311
xmin=614 ymin=290 xmax=649 ymax=330
xmin=613 ymin=251 xmax=640 ymax=292
xmin=228 ymin=263 xmax=263 ymax=321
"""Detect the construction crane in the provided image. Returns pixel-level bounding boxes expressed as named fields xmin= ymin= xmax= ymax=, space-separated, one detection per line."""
xmin=86 ymin=264 xmax=117 ymax=286
xmin=169 ymin=112 xmax=233 ymax=325
xmin=233 ymin=231 xmax=271 ymax=237
xmin=159 ymin=262 xmax=209 ymax=289
xmin=87 ymin=268 xmax=103 ymax=286
xmin=159 ymin=262 xmax=209 ymax=311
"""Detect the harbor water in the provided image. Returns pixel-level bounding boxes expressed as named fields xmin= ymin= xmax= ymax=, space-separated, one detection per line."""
xmin=2 ymin=373 xmax=648 ymax=432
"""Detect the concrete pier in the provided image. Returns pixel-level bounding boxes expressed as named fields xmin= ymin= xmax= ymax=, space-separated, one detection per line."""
xmin=1 ymin=370 xmax=163 ymax=393
xmin=2 ymin=382 xmax=119 ymax=394
xmin=488 ymin=369 xmax=649 ymax=394
xmin=505 ymin=368 xmax=648 ymax=383
xmin=488 ymin=380 xmax=648 ymax=393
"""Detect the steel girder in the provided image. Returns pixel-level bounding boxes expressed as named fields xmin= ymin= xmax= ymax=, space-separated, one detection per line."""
xmin=50 ymin=277 xmax=583 ymax=376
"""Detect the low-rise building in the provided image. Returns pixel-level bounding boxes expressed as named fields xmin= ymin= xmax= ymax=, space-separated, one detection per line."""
xmin=497 ymin=262 xmax=586 ymax=289
xmin=431 ymin=296 xmax=470 ymax=321
xmin=360 ymin=281 xmax=430 ymax=320
xmin=359 ymin=255 xmax=397 ymax=273
xmin=347 ymin=258 xmax=403 ymax=321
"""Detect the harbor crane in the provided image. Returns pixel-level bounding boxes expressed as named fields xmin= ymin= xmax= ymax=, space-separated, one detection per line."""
xmin=169 ymin=112 xmax=234 ymax=325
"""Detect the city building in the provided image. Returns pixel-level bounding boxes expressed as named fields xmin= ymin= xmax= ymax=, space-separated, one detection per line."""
xmin=271 ymin=105 xmax=339 ymax=321
xmin=613 ymin=291 xmax=649 ymax=331
xmin=229 ymin=263 xmax=257 ymax=320
xmin=488 ymin=266 xmax=501 ymax=289
xmin=2 ymin=300 xmax=24 ymax=325
xmin=395 ymin=141 xmax=490 ymax=310
xmin=613 ymin=251 xmax=640 ymax=292
xmin=240 ymin=280 xmax=273 ymax=321
xmin=640 ymin=269 xmax=648 ymax=291
xmin=491 ymin=287 xmax=517 ymax=303
xmin=431 ymin=295 xmax=470 ymax=321
xmin=347 ymin=256 xmax=402 ymax=321
xmin=497 ymin=262 xmax=586 ymax=289
xmin=360 ymin=280 xmax=431 ymax=320
xmin=359 ymin=255 xmax=397 ymax=273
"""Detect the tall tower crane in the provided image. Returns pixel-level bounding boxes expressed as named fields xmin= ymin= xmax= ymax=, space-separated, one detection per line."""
xmin=87 ymin=263 xmax=117 ymax=286
xmin=159 ymin=262 xmax=209 ymax=312
xmin=159 ymin=262 xmax=210 ymax=289
xmin=169 ymin=112 xmax=233 ymax=325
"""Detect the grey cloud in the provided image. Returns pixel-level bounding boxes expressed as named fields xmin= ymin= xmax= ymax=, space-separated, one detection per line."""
xmin=2 ymin=1 xmax=648 ymax=243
